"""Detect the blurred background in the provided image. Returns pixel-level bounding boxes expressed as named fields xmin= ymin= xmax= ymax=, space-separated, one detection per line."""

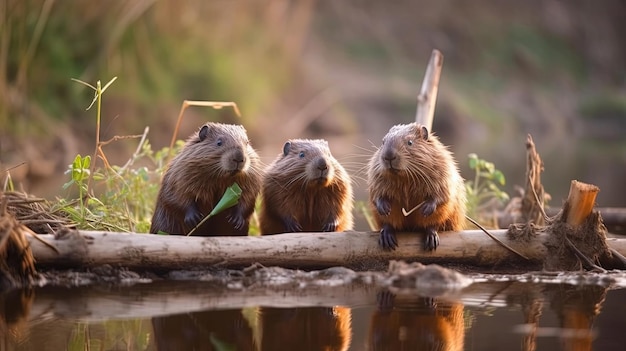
xmin=1 ymin=0 xmax=625 ymax=217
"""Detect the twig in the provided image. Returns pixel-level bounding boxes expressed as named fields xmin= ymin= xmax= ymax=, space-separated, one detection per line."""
xmin=564 ymin=236 xmax=606 ymax=273
xmin=25 ymin=227 xmax=59 ymax=254
xmin=466 ymin=216 xmax=529 ymax=260
xmin=169 ymin=100 xmax=242 ymax=155
xmin=118 ymin=126 xmax=150 ymax=172
xmin=401 ymin=202 xmax=425 ymax=216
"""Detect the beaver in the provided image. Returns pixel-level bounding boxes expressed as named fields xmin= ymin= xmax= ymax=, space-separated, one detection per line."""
xmin=150 ymin=122 xmax=263 ymax=236
xmin=367 ymin=122 xmax=466 ymax=251
xmin=259 ymin=139 xmax=354 ymax=234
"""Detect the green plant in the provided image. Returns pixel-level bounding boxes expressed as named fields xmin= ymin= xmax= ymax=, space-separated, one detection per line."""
xmin=55 ymin=77 xmax=171 ymax=232
xmin=62 ymin=154 xmax=91 ymax=220
xmin=465 ymin=153 xmax=509 ymax=220
xmin=57 ymin=77 xmax=248 ymax=234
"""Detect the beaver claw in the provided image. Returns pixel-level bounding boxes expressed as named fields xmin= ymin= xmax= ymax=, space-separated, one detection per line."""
xmin=227 ymin=210 xmax=246 ymax=230
xmin=421 ymin=199 xmax=437 ymax=217
xmin=379 ymin=224 xmax=398 ymax=250
xmin=424 ymin=227 xmax=439 ymax=251
xmin=375 ymin=198 xmax=392 ymax=216
xmin=283 ymin=217 xmax=303 ymax=233
xmin=184 ymin=202 xmax=203 ymax=228
xmin=322 ymin=219 xmax=339 ymax=232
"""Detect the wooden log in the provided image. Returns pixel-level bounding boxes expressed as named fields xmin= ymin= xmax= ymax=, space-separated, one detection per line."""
xmin=24 ymin=227 xmax=626 ymax=271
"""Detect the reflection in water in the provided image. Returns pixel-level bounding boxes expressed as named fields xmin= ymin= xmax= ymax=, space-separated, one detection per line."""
xmin=548 ymin=285 xmax=606 ymax=351
xmin=0 ymin=288 xmax=33 ymax=347
xmin=368 ymin=290 xmax=464 ymax=351
xmin=260 ymin=306 xmax=352 ymax=351
xmin=505 ymin=283 xmax=607 ymax=351
xmin=1 ymin=281 xmax=625 ymax=350
xmin=151 ymin=306 xmax=352 ymax=351
xmin=152 ymin=308 xmax=257 ymax=351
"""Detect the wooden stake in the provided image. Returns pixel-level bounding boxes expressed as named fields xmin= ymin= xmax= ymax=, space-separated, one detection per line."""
xmin=415 ymin=49 xmax=443 ymax=131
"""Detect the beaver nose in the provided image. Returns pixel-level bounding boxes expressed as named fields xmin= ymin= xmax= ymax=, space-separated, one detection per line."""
xmin=382 ymin=148 xmax=396 ymax=161
xmin=316 ymin=158 xmax=328 ymax=171
xmin=232 ymin=149 xmax=245 ymax=164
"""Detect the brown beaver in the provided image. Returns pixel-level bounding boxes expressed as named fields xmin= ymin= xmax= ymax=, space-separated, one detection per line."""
xmin=259 ymin=139 xmax=354 ymax=234
xmin=367 ymin=123 xmax=466 ymax=251
xmin=150 ymin=122 xmax=263 ymax=236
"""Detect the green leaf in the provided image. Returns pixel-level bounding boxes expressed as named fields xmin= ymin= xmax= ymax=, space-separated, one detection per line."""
xmin=468 ymin=153 xmax=478 ymax=169
xmin=208 ymin=183 xmax=243 ymax=217
xmin=186 ymin=183 xmax=243 ymax=236
xmin=484 ymin=161 xmax=495 ymax=174
xmin=493 ymin=170 xmax=505 ymax=185
xmin=62 ymin=179 xmax=75 ymax=190
xmin=81 ymin=155 xmax=91 ymax=169
xmin=71 ymin=78 xmax=96 ymax=90
xmin=72 ymin=155 xmax=82 ymax=169
xmin=100 ymin=76 xmax=118 ymax=94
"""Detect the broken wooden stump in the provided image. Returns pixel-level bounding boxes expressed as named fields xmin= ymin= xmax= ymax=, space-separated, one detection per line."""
xmin=509 ymin=180 xmax=625 ymax=271
xmin=542 ymin=181 xmax=607 ymax=271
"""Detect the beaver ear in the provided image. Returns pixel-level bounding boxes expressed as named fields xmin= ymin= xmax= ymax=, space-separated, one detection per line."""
xmin=198 ymin=125 xmax=210 ymax=142
xmin=283 ymin=141 xmax=292 ymax=156
xmin=420 ymin=126 xmax=429 ymax=141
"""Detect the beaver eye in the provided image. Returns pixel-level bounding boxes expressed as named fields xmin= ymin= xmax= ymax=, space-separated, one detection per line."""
xmin=299 ymin=151 xmax=305 ymax=158
xmin=408 ymin=140 xmax=413 ymax=146
xmin=216 ymin=138 xmax=223 ymax=147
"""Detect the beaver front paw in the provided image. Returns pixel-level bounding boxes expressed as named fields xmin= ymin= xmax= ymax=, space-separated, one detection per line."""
xmin=421 ymin=199 xmax=437 ymax=217
xmin=184 ymin=203 xmax=203 ymax=229
xmin=322 ymin=219 xmax=339 ymax=232
xmin=283 ymin=217 xmax=303 ymax=233
xmin=423 ymin=227 xmax=439 ymax=251
xmin=227 ymin=210 xmax=247 ymax=230
xmin=379 ymin=224 xmax=398 ymax=250
xmin=375 ymin=198 xmax=392 ymax=216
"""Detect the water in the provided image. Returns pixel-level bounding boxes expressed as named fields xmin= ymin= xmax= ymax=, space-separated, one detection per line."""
xmin=2 ymin=275 xmax=626 ymax=350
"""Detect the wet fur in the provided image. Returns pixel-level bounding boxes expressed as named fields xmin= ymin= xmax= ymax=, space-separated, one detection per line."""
xmin=260 ymin=139 xmax=354 ymax=234
xmin=367 ymin=123 xmax=466 ymax=250
xmin=150 ymin=122 xmax=262 ymax=236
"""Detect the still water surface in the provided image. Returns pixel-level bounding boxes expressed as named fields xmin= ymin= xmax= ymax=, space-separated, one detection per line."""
xmin=2 ymin=277 xmax=625 ymax=350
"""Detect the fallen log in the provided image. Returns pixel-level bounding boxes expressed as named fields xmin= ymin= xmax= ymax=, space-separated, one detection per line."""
xmin=25 ymin=228 xmax=626 ymax=272
xmin=23 ymin=178 xmax=625 ymax=272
